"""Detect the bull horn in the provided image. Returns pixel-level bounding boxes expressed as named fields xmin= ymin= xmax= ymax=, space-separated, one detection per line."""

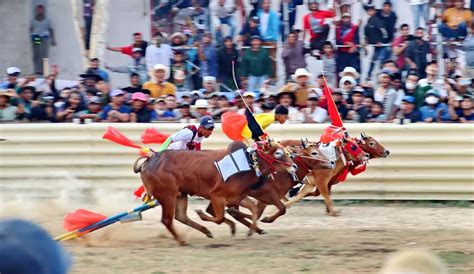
xmin=300 ymin=138 xmax=307 ymax=149
xmin=361 ymin=132 xmax=368 ymax=139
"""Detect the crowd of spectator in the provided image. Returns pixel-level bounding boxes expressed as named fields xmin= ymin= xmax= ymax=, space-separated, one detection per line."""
xmin=1 ymin=0 xmax=472 ymax=123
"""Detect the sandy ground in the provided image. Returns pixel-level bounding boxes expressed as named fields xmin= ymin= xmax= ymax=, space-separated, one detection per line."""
xmin=1 ymin=200 xmax=474 ymax=274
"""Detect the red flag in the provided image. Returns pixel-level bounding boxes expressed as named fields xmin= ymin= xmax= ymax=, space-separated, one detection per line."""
xmin=140 ymin=128 xmax=170 ymax=144
xmin=321 ymin=83 xmax=344 ymax=127
xmin=102 ymin=127 xmax=141 ymax=149
xmin=63 ymin=209 xmax=107 ymax=231
xmin=221 ymin=112 xmax=247 ymax=141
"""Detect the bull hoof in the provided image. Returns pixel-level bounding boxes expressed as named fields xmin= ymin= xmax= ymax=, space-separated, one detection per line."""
xmin=178 ymin=240 xmax=188 ymax=246
xmin=260 ymin=217 xmax=273 ymax=223
xmin=205 ymin=231 xmax=214 ymax=238
xmin=247 ymin=230 xmax=255 ymax=237
xmin=327 ymin=210 xmax=341 ymax=217
xmin=231 ymin=227 xmax=236 ymax=236
xmin=257 ymin=229 xmax=268 ymax=235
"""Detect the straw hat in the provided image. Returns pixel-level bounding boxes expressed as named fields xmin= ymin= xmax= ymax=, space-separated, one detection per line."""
xmin=192 ymin=99 xmax=210 ymax=109
xmin=339 ymin=67 xmax=360 ymax=79
xmin=291 ymin=68 xmax=312 ymax=82
xmin=149 ymin=64 xmax=170 ymax=81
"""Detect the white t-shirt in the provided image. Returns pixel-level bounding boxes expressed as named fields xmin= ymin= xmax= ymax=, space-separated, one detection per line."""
xmin=305 ymin=107 xmax=328 ymax=123
xmin=145 ymin=44 xmax=173 ymax=72
xmin=168 ymin=127 xmax=205 ymax=150
xmin=260 ymin=13 xmax=270 ymax=36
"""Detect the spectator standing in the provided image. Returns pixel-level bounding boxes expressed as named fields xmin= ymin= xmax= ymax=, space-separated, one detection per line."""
xmin=130 ymin=92 xmax=155 ymax=123
xmin=365 ymin=4 xmax=389 ymax=81
xmin=280 ymin=0 xmax=303 ymax=40
xmin=82 ymin=0 xmax=95 ymax=51
xmin=211 ymin=0 xmax=236 ymax=43
xmin=240 ymin=36 xmax=273 ymax=92
xmin=409 ymin=0 xmax=429 ymax=29
xmin=145 ymin=33 xmax=173 ymax=71
xmin=217 ymin=36 xmax=240 ymax=90
xmin=414 ymin=61 xmax=438 ymax=107
xmin=396 ymin=95 xmax=420 ymax=123
xmin=405 ymin=27 xmax=431 ymax=79
xmin=335 ymin=13 xmax=361 ymax=76
xmin=279 ymin=68 xmax=314 ymax=108
xmin=321 ymin=42 xmax=337 ymax=88
xmin=143 ymin=64 xmax=177 ymax=99
xmin=0 ymin=90 xmax=18 ymax=121
xmin=419 ymin=89 xmax=450 ymax=122
xmin=107 ymin=32 xmax=149 ymax=56
xmin=377 ymin=1 xmax=397 ymax=44
xmin=332 ymin=89 xmax=349 ymax=120
xmin=374 ymin=72 xmax=398 ymax=120
xmin=392 ymin=24 xmax=410 ymax=71
xmin=281 ymin=31 xmax=307 ymax=81
xmin=192 ymin=1 xmax=211 ymax=34
xmin=303 ymin=0 xmax=335 ymax=51
xmin=85 ymin=58 xmax=110 ymax=82
xmin=170 ymin=50 xmax=188 ymax=83
xmin=173 ymin=70 xmax=190 ymax=92
xmin=106 ymin=48 xmax=148 ymax=84
xmin=238 ymin=16 xmax=261 ymax=47
xmin=257 ymin=0 xmax=280 ymax=77
xmin=198 ymin=32 xmax=218 ymax=78
xmin=439 ymin=0 xmax=472 ymax=40
xmin=30 ymin=5 xmax=56 ymax=76
xmin=302 ymin=94 xmax=328 ymax=123
xmin=100 ymin=89 xmax=132 ymax=122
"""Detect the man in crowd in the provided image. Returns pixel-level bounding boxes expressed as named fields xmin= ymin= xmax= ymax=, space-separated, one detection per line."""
xmin=238 ymin=16 xmax=261 ymax=47
xmin=0 ymin=90 xmax=18 ymax=121
xmin=85 ymin=58 xmax=110 ymax=82
xmin=419 ymin=89 xmax=450 ymax=123
xmin=377 ymin=1 xmax=397 ymax=46
xmin=218 ymin=36 xmax=239 ymax=90
xmin=106 ymin=48 xmax=147 ymax=84
xmin=405 ymin=27 xmax=431 ymax=78
xmin=279 ymin=68 xmax=314 ymax=108
xmin=302 ymin=94 xmax=327 ymax=123
xmin=122 ymin=73 xmax=144 ymax=94
xmin=1 ymin=67 xmax=24 ymax=91
xmin=82 ymin=0 xmax=95 ymax=51
xmin=145 ymin=33 xmax=173 ymax=71
xmin=212 ymin=0 xmax=236 ymax=42
xmin=198 ymin=32 xmax=218 ymax=79
xmin=107 ymin=32 xmax=148 ymax=56
xmin=439 ymin=0 xmax=472 ymax=40
xmin=100 ymin=89 xmax=131 ymax=122
xmin=347 ymin=87 xmax=369 ymax=122
xmin=335 ymin=13 xmax=360 ymax=75
xmin=409 ymin=0 xmax=429 ymax=29
xmin=75 ymin=96 xmax=102 ymax=122
xmin=396 ymin=95 xmax=420 ymax=123
xmin=303 ymin=0 xmax=335 ymax=52
xmin=258 ymin=0 xmax=280 ymax=77
xmin=392 ymin=24 xmax=410 ymax=72
xmin=130 ymin=92 xmax=155 ymax=123
xmin=282 ymin=31 xmax=307 ymax=81
xmin=30 ymin=4 xmax=56 ymax=76
xmin=365 ymin=4 xmax=390 ymax=81
xmin=143 ymin=64 xmax=177 ymax=99
xmin=240 ymin=36 xmax=273 ymax=92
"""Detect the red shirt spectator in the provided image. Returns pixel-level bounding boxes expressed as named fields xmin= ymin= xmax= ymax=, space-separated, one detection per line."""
xmin=106 ymin=32 xmax=148 ymax=57
xmin=303 ymin=9 xmax=335 ymax=39
xmin=392 ymin=24 xmax=410 ymax=69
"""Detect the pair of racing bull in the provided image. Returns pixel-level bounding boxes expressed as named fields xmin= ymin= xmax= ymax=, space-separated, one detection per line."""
xmin=135 ymin=132 xmax=389 ymax=246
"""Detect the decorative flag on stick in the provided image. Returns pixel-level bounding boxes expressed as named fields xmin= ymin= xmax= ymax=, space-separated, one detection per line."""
xmin=245 ymin=109 xmax=265 ymax=140
xmin=140 ymin=128 xmax=170 ymax=144
xmin=102 ymin=127 xmax=150 ymax=157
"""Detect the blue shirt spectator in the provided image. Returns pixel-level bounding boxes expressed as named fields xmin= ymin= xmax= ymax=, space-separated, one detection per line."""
xmin=257 ymin=1 xmax=280 ymax=42
xmin=198 ymin=33 xmax=218 ymax=77
xmin=419 ymin=90 xmax=450 ymax=122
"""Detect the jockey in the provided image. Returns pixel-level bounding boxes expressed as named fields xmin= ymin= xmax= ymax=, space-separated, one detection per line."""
xmin=241 ymin=105 xmax=289 ymax=141
xmin=134 ymin=116 xmax=215 ymax=200
xmin=159 ymin=115 xmax=215 ymax=151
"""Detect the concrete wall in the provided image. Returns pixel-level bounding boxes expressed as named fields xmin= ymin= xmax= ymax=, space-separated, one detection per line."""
xmin=0 ymin=0 xmax=83 ymax=79
xmin=0 ymin=123 xmax=473 ymax=202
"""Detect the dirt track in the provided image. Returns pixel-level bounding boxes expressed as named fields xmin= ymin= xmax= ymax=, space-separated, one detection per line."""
xmin=2 ymin=200 xmax=474 ymax=274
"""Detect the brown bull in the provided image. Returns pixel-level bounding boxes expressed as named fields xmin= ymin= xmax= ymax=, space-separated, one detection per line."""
xmin=282 ymin=137 xmax=370 ymax=216
xmin=283 ymin=133 xmax=388 ymax=216
xmin=225 ymin=139 xmax=335 ymax=232
xmin=139 ymin=140 xmax=296 ymax=245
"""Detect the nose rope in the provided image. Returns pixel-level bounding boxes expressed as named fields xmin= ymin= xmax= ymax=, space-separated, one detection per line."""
xmin=297 ymin=154 xmax=333 ymax=164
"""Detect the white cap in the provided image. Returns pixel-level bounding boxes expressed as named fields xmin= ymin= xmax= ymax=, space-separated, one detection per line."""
xmin=243 ymin=91 xmax=256 ymax=98
xmin=6 ymin=67 xmax=21 ymax=75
